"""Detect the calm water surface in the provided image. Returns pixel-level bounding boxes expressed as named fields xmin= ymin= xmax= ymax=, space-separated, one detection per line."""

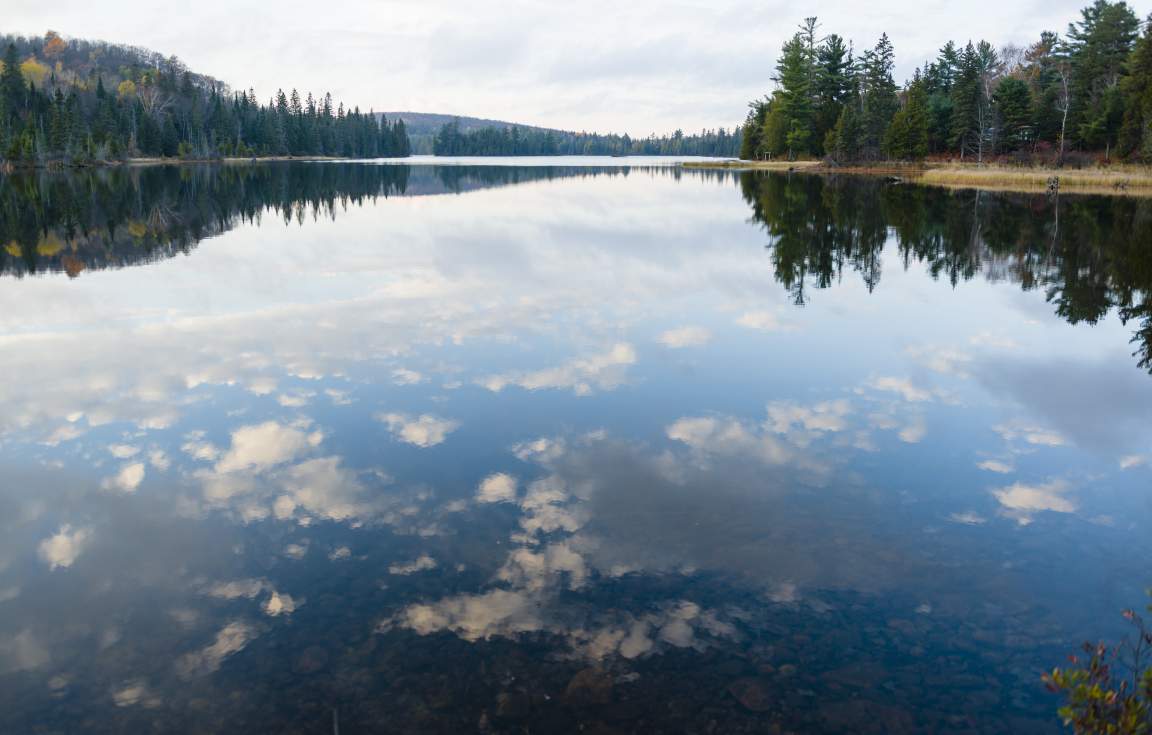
xmin=1 ymin=160 xmax=1150 ymax=734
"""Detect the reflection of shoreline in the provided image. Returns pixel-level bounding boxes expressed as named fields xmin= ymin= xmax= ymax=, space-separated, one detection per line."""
xmin=740 ymin=172 xmax=1152 ymax=374
xmin=686 ymin=160 xmax=1152 ymax=197
xmin=1 ymin=163 xmax=704 ymax=280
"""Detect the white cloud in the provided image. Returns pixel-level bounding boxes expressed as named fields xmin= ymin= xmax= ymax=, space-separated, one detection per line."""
xmin=276 ymin=392 xmax=313 ymax=408
xmin=735 ymin=311 xmax=786 ymax=331
xmin=992 ymin=479 xmax=1076 ymax=520
xmin=765 ymin=400 xmax=851 ymax=436
xmin=283 ymin=543 xmax=308 ymax=560
xmin=107 ymin=444 xmax=141 ymax=459
xmin=906 ymin=345 xmax=972 ymax=377
xmin=977 ymin=459 xmax=1014 ymax=474
xmin=214 ymin=421 xmax=323 ymax=473
xmin=478 ymin=343 xmax=636 ymax=396
xmin=101 ymin=462 xmax=146 ymax=493
xmin=389 ymin=554 xmax=439 ymax=575
xmin=0 ymin=630 xmax=50 ymax=673
xmin=203 ymin=578 xmax=268 ymax=600
xmin=476 ymin=472 xmax=518 ymax=503
xmin=1120 ymin=455 xmax=1147 ymax=470
xmin=994 ymin=423 xmax=1068 ymax=448
xmin=111 ymin=680 xmax=160 ymax=708
xmin=657 ymin=326 xmax=711 ymax=348
xmin=377 ymin=413 xmax=459 ymax=448
xmin=391 ymin=368 xmax=425 ymax=385
xmin=182 ymin=440 xmax=221 ymax=462
xmin=148 ymin=450 xmax=171 ymax=471
xmin=175 ymin=621 xmax=255 ymax=678
xmin=37 ymin=525 xmax=92 ymax=570
xmin=245 ymin=376 xmax=278 ymax=395
xmin=279 ymin=456 xmax=375 ymax=521
xmin=898 ymin=416 xmax=927 ymax=443
xmin=867 ymin=376 xmax=932 ymax=402
xmin=666 ymin=416 xmax=792 ymax=466
xmin=262 ymin=591 xmax=299 ymax=616
xmin=388 ymin=589 xmax=542 ymax=641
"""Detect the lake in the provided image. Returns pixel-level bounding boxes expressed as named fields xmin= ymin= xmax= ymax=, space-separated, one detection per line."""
xmin=1 ymin=159 xmax=1150 ymax=734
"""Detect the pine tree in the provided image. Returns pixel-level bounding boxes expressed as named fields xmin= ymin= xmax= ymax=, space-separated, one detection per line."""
xmin=1063 ymin=0 xmax=1140 ymax=149
xmin=885 ymin=72 xmax=930 ymax=160
xmin=814 ymin=34 xmax=854 ymax=155
xmin=859 ymin=34 xmax=899 ymax=160
xmin=950 ymin=42 xmax=985 ymax=159
xmin=993 ymin=77 xmax=1035 ymax=152
xmin=773 ymin=33 xmax=816 ymax=157
xmin=826 ymin=92 xmax=861 ymax=161
xmin=1 ymin=43 xmax=24 ymax=124
xmin=1118 ymin=14 xmax=1152 ymax=159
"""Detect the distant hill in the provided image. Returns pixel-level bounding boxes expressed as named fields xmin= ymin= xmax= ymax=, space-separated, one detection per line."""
xmin=379 ymin=112 xmax=564 ymax=154
xmin=379 ymin=112 xmax=557 ymax=135
xmin=377 ymin=111 xmax=742 ymax=158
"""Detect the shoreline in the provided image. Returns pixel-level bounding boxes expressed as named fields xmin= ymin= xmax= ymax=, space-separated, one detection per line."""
xmin=1 ymin=155 xmax=355 ymax=172
xmin=681 ymin=159 xmax=1152 ymax=197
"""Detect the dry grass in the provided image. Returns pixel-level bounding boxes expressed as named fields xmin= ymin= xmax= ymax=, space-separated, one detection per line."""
xmin=684 ymin=159 xmax=1152 ymax=196
xmin=915 ymin=164 xmax=1152 ymax=195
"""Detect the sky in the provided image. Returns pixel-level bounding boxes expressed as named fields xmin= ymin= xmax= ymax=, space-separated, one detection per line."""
xmin=3 ymin=0 xmax=1106 ymax=136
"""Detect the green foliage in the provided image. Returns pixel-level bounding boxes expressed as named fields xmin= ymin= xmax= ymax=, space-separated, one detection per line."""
xmin=1063 ymin=0 xmax=1141 ymax=149
xmin=885 ymin=73 xmax=930 ymax=160
xmin=1118 ymin=15 xmax=1152 ymax=160
xmin=739 ymin=3 xmax=1152 ymax=163
xmin=826 ymin=99 xmax=861 ymax=162
xmin=1045 ymin=593 xmax=1152 ymax=734
xmin=994 ymin=77 xmax=1035 ymax=151
xmin=859 ymin=34 xmax=899 ymax=159
xmin=0 ymin=33 xmax=411 ymax=164
xmin=432 ymin=119 xmax=740 ymax=157
xmin=740 ymin=101 xmax=769 ymax=160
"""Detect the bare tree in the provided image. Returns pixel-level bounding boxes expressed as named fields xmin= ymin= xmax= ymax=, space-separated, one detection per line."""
xmin=1055 ymin=62 xmax=1072 ymax=164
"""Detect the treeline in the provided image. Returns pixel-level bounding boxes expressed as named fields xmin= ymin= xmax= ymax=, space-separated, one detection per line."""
xmin=432 ymin=120 xmax=741 ymax=157
xmin=742 ymin=2 xmax=1152 ymax=163
xmin=0 ymin=31 xmax=411 ymax=164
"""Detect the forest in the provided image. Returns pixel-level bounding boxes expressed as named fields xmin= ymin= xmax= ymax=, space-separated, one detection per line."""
xmin=741 ymin=1 xmax=1152 ymax=163
xmin=431 ymin=120 xmax=741 ymax=157
xmin=0 ymin=32 xmax=411 ymax=164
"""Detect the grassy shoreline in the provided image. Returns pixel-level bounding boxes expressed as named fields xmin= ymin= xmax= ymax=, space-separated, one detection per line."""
xmin=683 ymin=159 xmax=1152 ymax=196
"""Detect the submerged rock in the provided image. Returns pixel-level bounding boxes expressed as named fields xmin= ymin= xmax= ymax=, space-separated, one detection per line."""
xmin=727 ymin=677 xmax=773 ymax=712
xmin=564 ymin=668 xmax=613 ymax=706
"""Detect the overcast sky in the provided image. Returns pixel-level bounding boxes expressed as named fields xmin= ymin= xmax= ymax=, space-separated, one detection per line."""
xmin=4 ymin=0 xmax=1106 ymax=135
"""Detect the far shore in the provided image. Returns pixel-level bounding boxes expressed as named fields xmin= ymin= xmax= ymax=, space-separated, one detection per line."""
xmin=126 ymin=155 xmax=348 ymax=166
xmin=681 ymin=159 xmax=1152 ymax=197
xmin=1 ymin=155 xmax=351 ymax=172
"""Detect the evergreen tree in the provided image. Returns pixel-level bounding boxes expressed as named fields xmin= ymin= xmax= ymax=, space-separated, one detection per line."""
xmin=1 ymin=43 xmax=24 ymax=125
xmin=1118 ymin=14 xmax=1152 ymax=159
xmin=773 ymin=33 xmax=816 ymax=157
xmin=993 ymin=77 xmax=1035 ymax=151
xmin=858 ymin=34 xmax=899 ymax=160
xmin=885 ymin=71 xmax=930 ymax=160
xmin=814 ymin=34 xmax=854 ymax=155
xmin=826 ymin=91 xmax=862 ymax=161
xmin=740 ymin=100 xmax=769 ymax=159
xmin=1063 ymin=0 xmax=1140 ymax=149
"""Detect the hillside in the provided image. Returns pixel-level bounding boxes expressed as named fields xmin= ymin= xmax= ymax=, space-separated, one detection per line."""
xmin=380 ymin=111 xmax=563 ymax=154
xmin=380 ymin=111 xmax=742 ymax=157
xmin=0 ymin=30 xmax=409 ymax=163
